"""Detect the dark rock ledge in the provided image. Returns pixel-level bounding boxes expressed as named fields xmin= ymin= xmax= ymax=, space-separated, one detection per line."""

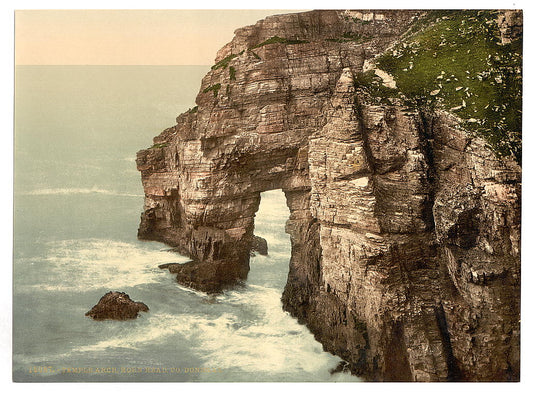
xmin=251 ymin=235 xmax=268 ymax=256
xmin=158 ymin=260 xmax=246 ymax=294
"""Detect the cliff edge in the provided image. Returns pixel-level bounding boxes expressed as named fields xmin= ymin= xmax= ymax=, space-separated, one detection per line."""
xmin=136 ymin=10 xmax=521 ymax=381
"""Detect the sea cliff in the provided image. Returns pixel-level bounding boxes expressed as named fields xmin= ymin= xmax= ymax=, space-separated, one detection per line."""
xmin=136 ymin=10 xmax=521 ymax=381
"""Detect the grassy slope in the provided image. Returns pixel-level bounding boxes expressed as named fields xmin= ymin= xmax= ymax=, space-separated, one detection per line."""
xmin=374 ymin=10 xmax=522 ymax=161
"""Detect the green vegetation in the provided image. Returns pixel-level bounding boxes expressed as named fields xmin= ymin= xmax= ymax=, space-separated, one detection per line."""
xmin=150 ymin=142 xmax=168 ymax=149
xmin=187 ymin=106 xmax=198 ymax=114
xmin=211 ymin=54 xmax=237 ymax=70
xmin=250 ymin=35 xmax=309 ymax=49
xmin=352 ymin=70 xmax=400 ymax=106
xmin=211 ymin=51 xmax=244 ymax=71
xmin=342 ymin=14 xmax=372 ymax=26
xmin=250 ymin=50 xmax=261 ymax=60
xmin=203 ymin=83 xmax=222 ymax=98
xmin=326 ymin=32 xmax=371 ymax=43
xmin=374 ymin=10 xmax=522 ymax=160
xmin=211 ymin=52 xmax=239 ymax=84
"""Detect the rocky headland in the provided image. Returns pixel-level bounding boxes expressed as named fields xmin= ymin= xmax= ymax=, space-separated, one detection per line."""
xmin=136 ymin=10 xmax=521 ymax=381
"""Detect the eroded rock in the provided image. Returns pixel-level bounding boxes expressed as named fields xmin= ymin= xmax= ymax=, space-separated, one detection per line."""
xmin=136 ymin=10 xmax=520 ymax=382
xmin=159 ymin=260 xmax=246 ymax=293
xmin=85 ymin=291 xmax=149 ymax=320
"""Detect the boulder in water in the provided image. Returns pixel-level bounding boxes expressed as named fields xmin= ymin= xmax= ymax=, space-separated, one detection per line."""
xmin=85 ymin=291 xmax=149 ymax=320
xmin=159 ymin=260 xmax=246 ymax=294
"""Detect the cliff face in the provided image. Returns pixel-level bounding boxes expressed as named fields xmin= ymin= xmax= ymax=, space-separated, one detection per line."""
xmin=136 ymin=10 xmax=521 ymax=381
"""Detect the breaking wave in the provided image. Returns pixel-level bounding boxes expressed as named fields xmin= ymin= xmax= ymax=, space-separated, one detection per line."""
xmin=19 ymin=238 xmax=187 ymax=292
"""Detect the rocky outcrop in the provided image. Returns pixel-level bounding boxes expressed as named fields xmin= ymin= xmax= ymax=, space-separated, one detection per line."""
xmin=159 ymin=259 xmax=246 ymax=293
xmin=86 ymin=292 xmax=149 ymax=320
xmin=136 ymin=10 xmax=520 ymax=381
xmin=251 ymin=235 xmax=268 ymax=256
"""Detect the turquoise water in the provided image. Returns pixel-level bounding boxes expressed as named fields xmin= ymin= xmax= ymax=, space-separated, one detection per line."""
xmin=13 ymin=66 xmax=359 ymax=382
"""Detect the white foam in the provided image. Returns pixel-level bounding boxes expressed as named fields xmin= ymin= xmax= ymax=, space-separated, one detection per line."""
xmin=194 ymin=285 xmax=341 ymax=375
xmin=14 ymin=187 xmax=358 ymax=380
xmin=16 ymin=263 xmax=357 ymax=380
xmin=25 ymin=239 xmax=186 ymax=292
xmin=74 ymin=313 xmax=186 ymax=352
xmin=68 ymin=284 xmax=345 ymax=376
xmin=175 ymin=284 xmax=210 ymax=298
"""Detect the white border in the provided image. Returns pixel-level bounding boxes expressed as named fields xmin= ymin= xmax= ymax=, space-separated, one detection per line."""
xmin=3 ymin=1 xmax=531 ymax=395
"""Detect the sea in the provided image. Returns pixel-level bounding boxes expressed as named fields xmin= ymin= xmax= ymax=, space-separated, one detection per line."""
xmin=12 ymin=65 xmax=360 ymax=382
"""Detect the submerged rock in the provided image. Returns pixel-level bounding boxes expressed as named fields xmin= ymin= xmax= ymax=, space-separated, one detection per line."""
xmin=85 ymin=291 xmax=149 ymax=320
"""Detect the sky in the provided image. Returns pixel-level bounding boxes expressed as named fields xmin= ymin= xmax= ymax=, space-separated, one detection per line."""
xmin=15 ymin=9 xmax=305 ymax=65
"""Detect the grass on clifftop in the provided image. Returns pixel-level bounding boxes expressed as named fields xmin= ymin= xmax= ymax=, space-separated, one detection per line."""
xmin=375 ymin=10 xmax=522 ymax=161
xmin=352 ymin=70 xmax=400 ymax=106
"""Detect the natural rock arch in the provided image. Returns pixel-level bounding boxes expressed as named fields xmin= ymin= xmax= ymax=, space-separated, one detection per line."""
xmin=136 ymin=10 xmax=520 ymax=381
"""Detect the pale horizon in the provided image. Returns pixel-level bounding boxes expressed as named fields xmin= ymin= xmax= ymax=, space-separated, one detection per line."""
xmin=15 ymin=9 xmax=307 ymax=66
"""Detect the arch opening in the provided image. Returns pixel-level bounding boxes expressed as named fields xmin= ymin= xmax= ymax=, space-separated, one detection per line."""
xmin=248 ymin=189 xmax=291 ymax=290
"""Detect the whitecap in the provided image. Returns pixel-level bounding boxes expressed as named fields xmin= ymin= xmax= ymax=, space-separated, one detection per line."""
xmin=194 ymin=285 xmax=344 ymax=375
xmin=23 ymin=238 xmax=188 ymax=292
xmin=66 ymin=283 xmax=346 ymax=376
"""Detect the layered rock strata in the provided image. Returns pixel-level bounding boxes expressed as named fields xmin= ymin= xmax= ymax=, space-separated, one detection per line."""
xmin=137 ymin=10 xmax=520 ymax=381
